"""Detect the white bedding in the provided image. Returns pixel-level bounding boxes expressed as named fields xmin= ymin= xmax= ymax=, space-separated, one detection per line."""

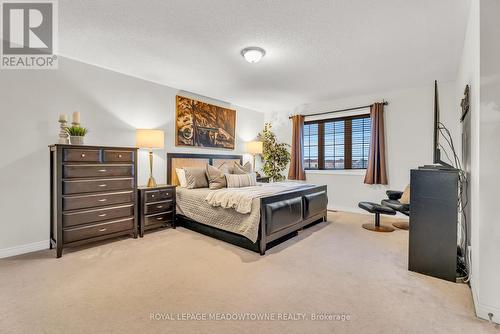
xmin=176 ymin=187 xmax=261 ymax=242
xmin=176 ymin=182 xmax=314 ymax=242
xmin=205 ymin=182 xmax=311 ymax=214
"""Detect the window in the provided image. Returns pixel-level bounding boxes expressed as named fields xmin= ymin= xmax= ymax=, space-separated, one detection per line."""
xmin=304 ymin=123 xmax=319 ymax=168
xmin=303 ymin=114 xmax=371 ymax=170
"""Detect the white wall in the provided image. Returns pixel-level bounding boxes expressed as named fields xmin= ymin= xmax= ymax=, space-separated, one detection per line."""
xmin=454 ymin=0 xmax=500 ymax=323
xmin=0 ymin=57 xmax=264 ymax=255
xmin=476 ymin=0 xmax=500 ymax=323
xmin=266 ymin=82 xmax=460 ymax=212
xmin=456 ymin=0 xmax=482 ymax=320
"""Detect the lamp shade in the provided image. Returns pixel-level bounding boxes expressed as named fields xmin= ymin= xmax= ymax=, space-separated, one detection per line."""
xmin=247 ymin=141 xmax=263 ymax=155
xmin=136 ymin=129 xmax=165 ymax=149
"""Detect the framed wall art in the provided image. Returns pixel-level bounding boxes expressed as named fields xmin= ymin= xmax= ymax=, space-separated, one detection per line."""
xmin=176 ymin=95 xmax=236 ymax=149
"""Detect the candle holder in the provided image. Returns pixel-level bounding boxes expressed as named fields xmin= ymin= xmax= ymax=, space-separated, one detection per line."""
xmin=72 ymin=111 xmax=81 ymax=128
xmin=58 ymin=119 xmax=70 ymax=144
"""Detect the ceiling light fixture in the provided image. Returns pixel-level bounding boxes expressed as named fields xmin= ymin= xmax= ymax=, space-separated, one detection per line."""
xmin=241 ymin=47 xmax=266 ymax=63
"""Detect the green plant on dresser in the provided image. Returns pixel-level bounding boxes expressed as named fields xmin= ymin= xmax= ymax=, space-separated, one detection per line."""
xmin=65 ymin=126 xmax=88 ymax=145
xmin=65 ymin=126 xmax=88 ymax=136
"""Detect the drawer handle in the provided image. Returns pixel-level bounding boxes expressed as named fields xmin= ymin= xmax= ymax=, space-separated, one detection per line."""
xmin=98 ymin=169 xmax=107 ymax=173
xmin=99 ymin=184 xmax=107 ymax=187
xmin=98 ymin=228 xmax=107 ymax=232
xmin=151 ymin=194 xmax=155 ymax=198
xmin=156 ymin=217 xmax=164 ymax=221
xmin=81 ymin=153 xmax=86 ymax=158
xmin=98 ymin=198 xmax=107 ymax=202
xmin=98 ymin=213 xmax=107 ymax=217
xmin=118 ymin=154 xmax=123 ymax=158
xmin=157 ymin=205 xmax=163 ymax=209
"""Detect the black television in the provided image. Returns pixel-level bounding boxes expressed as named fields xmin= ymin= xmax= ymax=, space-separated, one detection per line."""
xmin=433 ymin=80 xmax=454 ymax=168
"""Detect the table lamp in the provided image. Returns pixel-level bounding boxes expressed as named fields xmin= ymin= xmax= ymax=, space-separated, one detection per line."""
xmin=136 ymin=129 xmax=165 ymax=187
xmin=247 ymin=141 xmax=263 ymax=172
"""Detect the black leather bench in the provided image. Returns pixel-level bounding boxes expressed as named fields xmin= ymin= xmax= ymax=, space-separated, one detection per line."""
xmin=358 ymin=201 xmax=396 ymax=232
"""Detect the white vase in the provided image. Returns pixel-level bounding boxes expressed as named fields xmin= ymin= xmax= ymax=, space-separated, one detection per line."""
xmin=70 ymin=136 xmax=84 ymax=145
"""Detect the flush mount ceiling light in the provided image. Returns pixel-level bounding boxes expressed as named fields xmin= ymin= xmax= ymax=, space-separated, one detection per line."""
xmin=241 ymin=47 xmax=266 ymax=63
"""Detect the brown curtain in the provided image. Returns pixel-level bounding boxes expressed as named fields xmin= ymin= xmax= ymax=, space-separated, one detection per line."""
xmin=288 ymin=115 xmax=306 ymax=180
xmin=364 ymin=103 xmax=388 ymax=185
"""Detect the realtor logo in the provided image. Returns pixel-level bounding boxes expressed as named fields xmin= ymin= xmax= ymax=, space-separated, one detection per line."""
xmin=1 ymin=0 xmax=58 ymax=69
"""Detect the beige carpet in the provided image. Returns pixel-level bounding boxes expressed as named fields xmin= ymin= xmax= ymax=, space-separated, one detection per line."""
xmin=0 ymin=212 xmax=497 ymax=334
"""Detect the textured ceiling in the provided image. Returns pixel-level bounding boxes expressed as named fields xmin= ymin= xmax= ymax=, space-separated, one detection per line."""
xmin=59 ymin=0 xmax=469 ymax=112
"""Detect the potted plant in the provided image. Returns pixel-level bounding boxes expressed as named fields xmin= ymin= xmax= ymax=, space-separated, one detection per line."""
xmin=258 ymin=123 xmax=291 ymax=182
xmin=66 ymin=126 xmax=88 ymax=145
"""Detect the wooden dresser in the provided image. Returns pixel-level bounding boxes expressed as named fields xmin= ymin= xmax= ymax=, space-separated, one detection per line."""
xmin=138 ymin=185 xmax=176 ymax=237
xmin=49 ymin=144 xmax=138 ymax=258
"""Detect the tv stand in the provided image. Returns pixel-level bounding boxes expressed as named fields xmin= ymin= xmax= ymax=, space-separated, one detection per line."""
xmin=409 ymin=167 xmax=462 ymax=282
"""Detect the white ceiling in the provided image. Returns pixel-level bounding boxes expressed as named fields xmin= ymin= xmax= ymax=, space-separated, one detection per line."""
xmin=59 ymin=0 xmax=470 ymax=112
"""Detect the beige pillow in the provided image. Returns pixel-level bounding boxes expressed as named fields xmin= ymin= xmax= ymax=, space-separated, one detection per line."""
xmin=175 ymin=168 xmax=188 ymax=188
xmin=400 ymin=185 xmax=410 ymax=204
xmin=215 ymin=162 xmax=235 ymax=174
xmin=206 ymin=164 xmax=226 ymax=190
xmin=233 ymin=162 xmax=253 ymax=174
xmin=225 ymin=173 xmax=257 ymax=188
xmin=183 ymin=167 xmax=209 ymax=189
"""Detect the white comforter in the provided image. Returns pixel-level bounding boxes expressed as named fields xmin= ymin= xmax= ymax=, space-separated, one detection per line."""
xmin=205 ymin=182 xmax=311 ymax=214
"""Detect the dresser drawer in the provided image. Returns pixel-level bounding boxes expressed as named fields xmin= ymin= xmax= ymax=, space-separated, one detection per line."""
xmin=103 ymin=150 xmax=134 ymax=163
xmin=145 ymin=200 xmax=173 ymax=215
xmin=145 ymin=190 xmax=160 ymax=202
xmin=64 ymin=165 xmax=134 ymax=178
xmin=63 ymin=178 xmax=134 ymax=194
xmin=144 ymin=211 xmax=173 ymax=227
xmin=63 ymin=191 xmax=134 ymax=211
xmin=63 ymin=217 xmax=134 ymax=243
xmin=63 ymin=149 xmax=101 ymax=163
xmin=63 ymin=204 xmax=134 ymax=228
xmin=159 ymin=188 xmax=174 ymax=200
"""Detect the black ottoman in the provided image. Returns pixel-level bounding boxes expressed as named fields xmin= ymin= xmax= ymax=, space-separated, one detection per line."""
xmin=381 ymin=199 xmax=410 ymax=230
xmin=358 ymin=201 xmax=396 ymax=232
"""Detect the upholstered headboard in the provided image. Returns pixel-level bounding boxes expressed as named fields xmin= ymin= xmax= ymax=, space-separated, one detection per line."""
xmin=166 ymin=153 xmax=243 ymax=186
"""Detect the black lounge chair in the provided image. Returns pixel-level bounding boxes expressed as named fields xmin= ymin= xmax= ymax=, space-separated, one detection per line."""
xmin=381 ymin=190 xmax=410 ymax=230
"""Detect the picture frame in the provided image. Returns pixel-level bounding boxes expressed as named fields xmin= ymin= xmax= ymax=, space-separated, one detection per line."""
xmin=175 ymin=95 xmax=236 ymax=150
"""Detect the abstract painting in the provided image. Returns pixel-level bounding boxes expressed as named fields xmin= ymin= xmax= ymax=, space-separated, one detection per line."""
xmin=175 ymin=95 xmax=236 ymax=149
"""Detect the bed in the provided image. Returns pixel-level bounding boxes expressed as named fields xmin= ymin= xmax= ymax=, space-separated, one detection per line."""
xmin=167 ymin=153 xmax=328 ymax=255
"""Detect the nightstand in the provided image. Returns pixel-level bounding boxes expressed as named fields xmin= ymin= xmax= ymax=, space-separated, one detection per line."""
xmin=256 ymin=176 xmax=270 ymax=183
xmin=138 ymin=185 xmax=175 ymax=237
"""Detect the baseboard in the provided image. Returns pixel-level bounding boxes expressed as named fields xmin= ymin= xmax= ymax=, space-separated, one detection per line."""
xmin=471 ymin=282 xmax=500 ymax=325
xmin=329 ymin=205 xmax=366 ymax=214
xmin=475 ymin=301 xmax=500 ymax=325
xmin=0 ymin=240 xmax=49 ymax=259
xmin=328 ymin=206 xmax=409 ymax=218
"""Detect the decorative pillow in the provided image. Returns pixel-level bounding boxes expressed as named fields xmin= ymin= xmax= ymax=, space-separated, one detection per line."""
xmin=206 ymin=164 xmax=227 ymax=190
xmin=215 ymin=162 xmax=235 ymax=174
xmin=225 ymin=173 xmax=257 ymax=188
xmin=175 ymin=168 xmax=188 ymax=188
xmin=183 ymin=167 xmax=209 ymax=189
xmin=233 ymin=161 xmax=253 ymax=174
xmin=400 ymin=184 xmax=410 ymax=204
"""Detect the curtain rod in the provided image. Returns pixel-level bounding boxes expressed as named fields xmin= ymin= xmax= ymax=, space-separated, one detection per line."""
xmin=288 ymin=101 xmax=388 ymax=119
